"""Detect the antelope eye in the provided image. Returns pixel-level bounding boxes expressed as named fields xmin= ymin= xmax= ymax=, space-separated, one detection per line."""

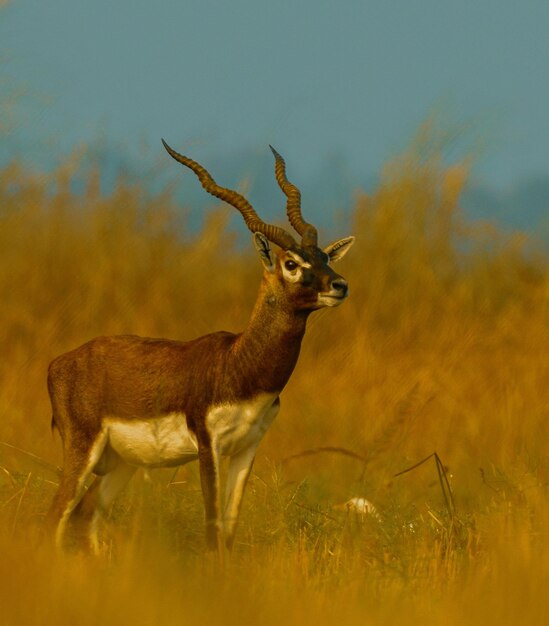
xmin=284 ymin=260 xmax=298 ymax=271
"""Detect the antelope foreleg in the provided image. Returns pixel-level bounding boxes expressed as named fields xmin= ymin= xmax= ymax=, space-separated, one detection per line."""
xmin=223 ymin=445 xmax=257 ymax=551
xmin=197 ymin=436 xmax=223 ymax=557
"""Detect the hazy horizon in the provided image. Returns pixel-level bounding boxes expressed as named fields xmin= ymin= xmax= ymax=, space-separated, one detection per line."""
xmin=1 ymin=0 xmax=548 ymax=232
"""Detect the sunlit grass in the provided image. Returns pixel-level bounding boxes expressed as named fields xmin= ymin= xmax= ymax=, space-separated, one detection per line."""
xmin=0 ymin=131 xmax=548 ymax=624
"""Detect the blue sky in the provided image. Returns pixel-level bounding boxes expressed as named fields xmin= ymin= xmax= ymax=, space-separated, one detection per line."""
xmin=1 ymin=0 xmax=549 ymax=215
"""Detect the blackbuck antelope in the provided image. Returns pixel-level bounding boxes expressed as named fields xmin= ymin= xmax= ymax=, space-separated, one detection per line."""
xmin=47 ymin=140 xmax=354 ymax=554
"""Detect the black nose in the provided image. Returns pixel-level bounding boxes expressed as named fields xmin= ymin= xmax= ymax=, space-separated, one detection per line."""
xmin=331 ymin=278 xmax=348 ymax=297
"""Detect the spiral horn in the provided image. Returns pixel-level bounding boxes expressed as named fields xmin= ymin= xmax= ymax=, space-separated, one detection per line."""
xmin=269 ymin=146 xmax=318 ymax=247
xmin=162 ymin=139 xmax=297 ymax=250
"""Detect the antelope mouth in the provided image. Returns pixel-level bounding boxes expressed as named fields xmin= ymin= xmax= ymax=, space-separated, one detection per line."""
xmin=317 ymin=293 xmax=347 ymax=307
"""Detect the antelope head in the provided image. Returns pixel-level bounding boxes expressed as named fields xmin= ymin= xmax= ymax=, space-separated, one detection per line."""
xmin=161 ymin=140 xmax=354 ymax=313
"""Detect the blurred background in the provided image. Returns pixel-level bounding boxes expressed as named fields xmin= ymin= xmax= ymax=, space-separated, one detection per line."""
xmin=0 ymin=2 xmax=548 ymax=625
xmin=1 ymin=0 xmax=548 ymax=235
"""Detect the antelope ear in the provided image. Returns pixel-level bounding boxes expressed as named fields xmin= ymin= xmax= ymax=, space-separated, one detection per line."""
xmin=323 ymin=236 xmax=355 ymax=262
xmin=253 ymin=233 xmax=276 ymax=273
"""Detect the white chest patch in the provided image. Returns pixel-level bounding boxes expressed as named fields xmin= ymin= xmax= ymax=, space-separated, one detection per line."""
xmin=106 ymin=413 xmax=198 ymax=468
xmin=206 ymin=392 xmax=280 ymax=456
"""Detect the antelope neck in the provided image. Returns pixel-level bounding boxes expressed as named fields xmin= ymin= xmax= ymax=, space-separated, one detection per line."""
xmin=230 ymin=281 xmax=308 ymax=394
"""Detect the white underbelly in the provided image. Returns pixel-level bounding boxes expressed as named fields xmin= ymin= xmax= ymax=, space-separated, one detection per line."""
xmin=105 ymin=413 xmax=198 ymax=468
xmin=102 ymin=393 xmax=280 ymax=468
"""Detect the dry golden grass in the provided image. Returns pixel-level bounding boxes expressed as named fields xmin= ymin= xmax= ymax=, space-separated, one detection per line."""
xmin=0 ymin=135 xmax=548 ymax=625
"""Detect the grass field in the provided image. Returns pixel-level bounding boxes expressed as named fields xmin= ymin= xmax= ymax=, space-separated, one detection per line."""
xmin=0 ymin=135 xmax=548 ymax=625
